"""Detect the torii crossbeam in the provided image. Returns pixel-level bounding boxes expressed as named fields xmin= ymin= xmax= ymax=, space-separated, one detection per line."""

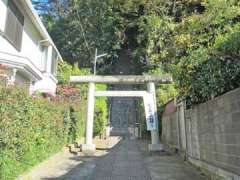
xmin=70 ymin=75 xmax=172 ymax=84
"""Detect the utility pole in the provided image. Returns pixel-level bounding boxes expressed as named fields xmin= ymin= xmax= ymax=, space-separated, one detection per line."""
xmin=93 ymin=48 xmax=107 ymax=75
xmin=94 ymin=48 xmax=98 ymax=75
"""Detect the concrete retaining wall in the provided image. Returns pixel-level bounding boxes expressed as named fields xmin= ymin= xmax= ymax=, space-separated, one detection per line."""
xmin=162 ymin=88 xmax=240 ymax=179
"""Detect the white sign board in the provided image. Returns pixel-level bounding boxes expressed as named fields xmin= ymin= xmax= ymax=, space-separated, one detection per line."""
xmin=143 ymin=93 xmax=157 ymax=131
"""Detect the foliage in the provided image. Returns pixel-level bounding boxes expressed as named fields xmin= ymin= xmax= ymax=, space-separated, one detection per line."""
xmin=57 ymin=61 xmax=91 ymax=84
xmin=94 ymin=84 xmax=108 ymax=136
xmin=0 ymin=59 xmax=108 ymax=179
xmin=33 ymin=0 xmax=240 ymax=105
xmin=57 ymin=61 xmax=108 ymax=136
xmin=33 ymin=0 xmax=120 ymax=67
xmin=56 ymin=85 xmax=87 ymax=141
xmin=187 ymin=58 xmax=240 ymax=104
xmin=0 ymin=86 xmax=86 ymax=180
xmin=173 ymin=6 xmax=240 ymax=105
xmin=57 ymin=61 xmax=91 ymax=97
xmin=137 ymin=0 xmax=240 ymax=105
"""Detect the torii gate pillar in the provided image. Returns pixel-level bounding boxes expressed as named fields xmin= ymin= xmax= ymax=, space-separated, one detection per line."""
xmin=147 ymin=82 xmax=163 ymax=151
xmin=81 ymin=82 xmax=96 ymax=152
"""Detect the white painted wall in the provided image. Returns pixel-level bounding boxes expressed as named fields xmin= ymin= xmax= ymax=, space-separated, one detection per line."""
xmin=0 ymin=0 xmax=43 ymax=70
xmin=0 ymin=0 xmax=58 ymax=95
xmin=0 ymin=0 xmax=7 ymax=32
xmin=31 ymin=75 xmax=57 ymax=95
xmin=21 ymin=15 xmax=43 ymax=70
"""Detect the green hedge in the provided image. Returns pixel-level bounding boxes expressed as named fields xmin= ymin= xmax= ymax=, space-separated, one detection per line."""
xmin=175 ymin=23 xmax=240 ymax=105
xmin=0 ymin=87 xmax=86 ymax=180
xmin=94 ymin=84 xmax=108 ymax=136
xmin=0 ymin=61 xmax=109 ymax=179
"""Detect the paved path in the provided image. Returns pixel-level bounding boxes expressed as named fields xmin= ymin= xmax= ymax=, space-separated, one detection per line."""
xmin=26 ymin=138 xmax=206 ymax=180
xmin=138 ymin=141 xmax=207 ymax=180
xmin=88 ymin=139 xmax=151 ymax=180
xmin=51 ymin=138 xmax=151 ymax=180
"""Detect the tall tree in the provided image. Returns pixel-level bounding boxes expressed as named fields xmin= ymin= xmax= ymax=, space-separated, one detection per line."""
xmin=32 ymin=0 xmax=240 ymax=105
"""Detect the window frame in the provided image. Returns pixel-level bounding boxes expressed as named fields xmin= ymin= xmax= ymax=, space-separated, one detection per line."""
xmin=4 ymin=0 xmax=24 ymax=51
xmin=51 ymin=48 xmax=58 ymax=76
xmin=39 ymin=44 xmax=48 ymax=72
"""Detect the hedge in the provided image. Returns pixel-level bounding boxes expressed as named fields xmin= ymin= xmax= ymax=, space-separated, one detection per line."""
xmin=0 ymin=61 xmax=109 ymax=179
xmin=94 ymin=84 xmax=108 ymax=136
xmin=0 ymin=86 xmax=86 ymax=180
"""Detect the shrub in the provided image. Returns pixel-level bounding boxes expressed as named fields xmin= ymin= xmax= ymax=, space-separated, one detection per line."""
xmin=0 ymin=60 xmax=108 ymax=179
xmin=57 ymin=61 xmax=109 ymax=137
xmin=94 ymin=84 xmax=108 ymax=136
xmin=175 ymin=23 xmax=240 ymax=105
xmin=0 ymin=86 xmax=86 ymax=180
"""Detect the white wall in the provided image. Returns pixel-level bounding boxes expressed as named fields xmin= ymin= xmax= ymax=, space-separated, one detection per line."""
xmin=0 ymin=1 xmax=43 ymax=70
xmin=0 ymin=0 xmax=57 ymax=95
xmin=31 ymin=76 xmax=57 ymax=96
xmin=22 ymin=16 xmax=43 ymax=70
xmin=0 ymin=0 xmax=7 ymax=32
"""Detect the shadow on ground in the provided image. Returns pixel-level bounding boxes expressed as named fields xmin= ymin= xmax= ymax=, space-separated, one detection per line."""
xmin=44 ymin=138 xmax=124 ymax=180
xmin=39 ymin=138 xmax=208 ymax=180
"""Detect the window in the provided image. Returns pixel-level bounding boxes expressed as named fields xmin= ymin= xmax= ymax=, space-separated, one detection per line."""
xmin=51 ymin=49 xmax=58 ymax=75
xmin=39 ymin=45 xmax=48 ymax=72
xmin=4 ymin=0 xmax=24 ymax=51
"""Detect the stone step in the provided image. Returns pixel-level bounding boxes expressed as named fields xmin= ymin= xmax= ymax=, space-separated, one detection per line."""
xmin=68 ymin=143 xmax=81 ymax=154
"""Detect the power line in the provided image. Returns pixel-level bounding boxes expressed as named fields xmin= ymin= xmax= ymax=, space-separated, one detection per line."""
xmin=73 ymin=2 xmax=93 ymax=59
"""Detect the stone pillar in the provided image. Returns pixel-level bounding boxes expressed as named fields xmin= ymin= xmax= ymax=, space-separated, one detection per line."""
xmin=147 ymin=82 xmax=163 ymax=151
xmin=82 ymin=82 xmax=96 ymax=153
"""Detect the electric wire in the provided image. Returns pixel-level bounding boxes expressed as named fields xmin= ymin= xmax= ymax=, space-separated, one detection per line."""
xmin=73 ymin=2 xmax=93 ymax=59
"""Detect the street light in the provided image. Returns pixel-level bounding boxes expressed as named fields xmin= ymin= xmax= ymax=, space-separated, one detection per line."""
xmin=94 ymin=48 xmax=108 ymax=75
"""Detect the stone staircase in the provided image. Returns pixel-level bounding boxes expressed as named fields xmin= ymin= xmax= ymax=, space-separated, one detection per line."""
xmin=109 ymin=50 xmax=141 ymax=139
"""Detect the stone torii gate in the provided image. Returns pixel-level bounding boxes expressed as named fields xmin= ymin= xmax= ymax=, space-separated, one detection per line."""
xmin=70 ymin=75 xmax=172 ymax=153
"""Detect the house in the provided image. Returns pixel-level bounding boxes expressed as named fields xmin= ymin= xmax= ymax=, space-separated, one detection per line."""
xmin=0 ymin=0 xmax=62 ymax=95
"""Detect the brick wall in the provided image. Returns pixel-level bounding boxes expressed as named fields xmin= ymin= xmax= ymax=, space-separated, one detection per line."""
xmin=162 ymin=88 xmax=240 ymax=178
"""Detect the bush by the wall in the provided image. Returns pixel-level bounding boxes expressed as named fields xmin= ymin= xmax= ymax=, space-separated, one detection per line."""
xmin=0 ymin=61 xmax=109 ymax=179
xmin=175 ymin=24 xmax=240 ymax=106
xmin=56 ymin=85 xmax=87 ymax=141
xmin=0 ymin=86 xmax=86 ymax=180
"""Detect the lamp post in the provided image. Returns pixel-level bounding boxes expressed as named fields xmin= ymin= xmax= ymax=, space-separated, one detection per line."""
xmin=93 ymin=48 xmax=108 ymax=75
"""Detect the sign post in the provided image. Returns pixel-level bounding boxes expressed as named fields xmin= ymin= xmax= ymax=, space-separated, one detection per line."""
xmin=143 ymin=93 xmax=157 ymax=131
xmin=147 ymin=82 xmax=163 ymax=151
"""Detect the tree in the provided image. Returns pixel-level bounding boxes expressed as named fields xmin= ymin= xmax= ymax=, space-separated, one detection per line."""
xmin=32 ymin=0 xmax=240 ymax=105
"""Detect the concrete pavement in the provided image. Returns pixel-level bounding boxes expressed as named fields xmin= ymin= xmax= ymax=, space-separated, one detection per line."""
xmin=19 ymin=137 xmax=208 ymax=180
